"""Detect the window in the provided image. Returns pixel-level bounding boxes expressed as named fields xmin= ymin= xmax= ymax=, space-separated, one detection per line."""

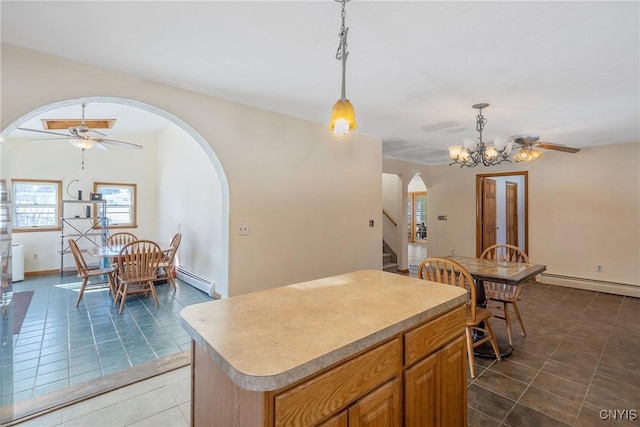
xmin=13 ymin=179 xmax=62 ymax=231
xmin=93 ymin=182 xmax=137 ymax=228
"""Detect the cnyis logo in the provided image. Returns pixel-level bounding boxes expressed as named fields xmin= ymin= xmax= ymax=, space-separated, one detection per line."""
xmin=599 ymin=409 xmax=638 ymax=421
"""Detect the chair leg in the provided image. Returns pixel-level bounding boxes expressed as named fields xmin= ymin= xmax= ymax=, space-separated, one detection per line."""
xmin=512 ymin=302 xmax=527 ymax=337
xmin=148 ymin=281 xmax=160 ymax=308
xmin=503 ymin=302 xmax=514 ymax=347
xmin=119 ymin=284 xmax=128 ymax=314
xmin=107 ymin=273 xmax=116 ymax=297
xmin=465 ymin=327 xmax=476 ymax=379
xmin=76 ymin=278 xmax=89 ymax=307
xmin=167 ymin=273 xmax=177 ymax=291
xmin=484 ymin=320 xmax=502 ymax=362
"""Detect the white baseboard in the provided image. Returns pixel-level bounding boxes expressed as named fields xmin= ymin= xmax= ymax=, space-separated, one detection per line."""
xmin=539 ymin=273 xmax=640 ymax=298
xmin=176 ymin=267 xmax=215 ymax=297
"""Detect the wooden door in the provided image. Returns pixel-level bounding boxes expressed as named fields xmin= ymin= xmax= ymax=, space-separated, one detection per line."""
xmin=482 ymin=178 xmax=497 ymax=253
xmin=404 ymin=352 xmax=439 ymax=427
xmin=439 ymin=336 xmax=467 ymax=427
xmin=476 ymin=172 xmax=529 ymax=257
xmin=349 ymin=378 xmax=401 ymax=427
xmin=506 ymin=181 xmax=518 ymax=247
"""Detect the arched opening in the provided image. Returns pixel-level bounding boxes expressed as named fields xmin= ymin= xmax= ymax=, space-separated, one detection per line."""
xmin=407 ymin=174 xmax=427 ymax=245
xmin=1 ymin=97 xmax=230 ymax=420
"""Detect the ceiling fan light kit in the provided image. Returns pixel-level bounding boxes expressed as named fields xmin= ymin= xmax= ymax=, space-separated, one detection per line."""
xmin=18 ymin=103 xmax=143 ymax=151
xmin=329 ymin=0 xmax=357 ymax=136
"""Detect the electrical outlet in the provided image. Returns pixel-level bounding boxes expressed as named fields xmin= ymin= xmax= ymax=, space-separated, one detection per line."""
xmin=596 ymin=264 xmax=603 ymax=273
xmin=237 ymin=223 xmax=249 ymax=236
xmin=33 ymin=254 xmax=38 ymax=260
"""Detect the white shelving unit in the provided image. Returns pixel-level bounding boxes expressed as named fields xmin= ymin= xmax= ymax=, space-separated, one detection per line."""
xmin=60 ymin=199 xmax=108 ymax=275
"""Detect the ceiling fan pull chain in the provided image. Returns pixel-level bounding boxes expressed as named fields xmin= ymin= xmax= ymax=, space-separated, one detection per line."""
xmin=81 ymin=148 xmax=85 ymax=170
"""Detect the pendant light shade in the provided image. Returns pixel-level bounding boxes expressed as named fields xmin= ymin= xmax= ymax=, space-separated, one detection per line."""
xmin=330 ymin=98 xmax=357 ymax=135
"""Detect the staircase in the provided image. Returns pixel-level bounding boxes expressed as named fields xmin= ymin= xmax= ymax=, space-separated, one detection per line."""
xmin=382 ymin=241 xmax=398 ymax=273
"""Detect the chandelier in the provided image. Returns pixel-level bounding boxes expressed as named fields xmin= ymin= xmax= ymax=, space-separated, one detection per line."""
xmin=448 ymin=103 xmax=513 ymax=167
xmin=329 ymin=0 xmax=357 ymax=136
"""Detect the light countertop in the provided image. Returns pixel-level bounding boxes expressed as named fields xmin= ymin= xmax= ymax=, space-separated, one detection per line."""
xmin=180 ymin=269 xmax=467 ymax=391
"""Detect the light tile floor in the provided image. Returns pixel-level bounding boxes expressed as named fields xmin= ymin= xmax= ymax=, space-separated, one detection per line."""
xmin=2 ymin=273 xmax=211 ymax=411
xmin=15 ymin=366 xmax=191 ymax=427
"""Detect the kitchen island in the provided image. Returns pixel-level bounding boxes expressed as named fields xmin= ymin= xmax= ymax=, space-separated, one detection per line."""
xmin=181 ymin=269 xmax=468 ymax=426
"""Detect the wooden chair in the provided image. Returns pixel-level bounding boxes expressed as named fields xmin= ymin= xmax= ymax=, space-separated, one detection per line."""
xmin=114 ymin=240 xmax=162 ymax=314
xmin=480 ymin=244 xmax=530 ymax=346
xmin=107 ymin=232 xmax=138 ymax=247
xmin=106 ymin=232 xmax=138 ymax=266
xmin=418 ymin=257 xmax=502 ymax=378
xmin=69 ymin=239 xmax=116 ymax=307
xmin=156 ymin=232 xmax=181 ymax=291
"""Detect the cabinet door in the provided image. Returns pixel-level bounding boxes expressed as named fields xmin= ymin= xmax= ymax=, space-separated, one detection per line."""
xmin=404 ymin=336 xmax=466 ymax=427
xmin=440 ymin=336 xmax=467 ymax=427
xmin=404 ymin=352 xmax=439 ymax=427
xmin=317 ymin=410 xmax=348 ymax=427
xmin=348 ymin=378 xmax=401 ymax=427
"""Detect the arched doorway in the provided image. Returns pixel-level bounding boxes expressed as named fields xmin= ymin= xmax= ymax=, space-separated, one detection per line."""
xmin=0 ymin=97 xmax=230 ymax=421
xmin=407 ymin=174 xmax=427 ymax=244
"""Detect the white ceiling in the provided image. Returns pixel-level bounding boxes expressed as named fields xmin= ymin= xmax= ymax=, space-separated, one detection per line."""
xmin=2 ymin=1 xmax=639 ymax=165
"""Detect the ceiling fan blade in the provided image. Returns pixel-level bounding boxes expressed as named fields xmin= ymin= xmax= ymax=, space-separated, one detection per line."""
xmin=18 ymin=127 xmax=71 ymax=137
xmin=98 ymin=138 xmax=143 ymax=149
xmin=28 ymin=137 xmax=72 ymax=142
xmin=95 ymin=142 xmax=109 ymax=151
xmin=535 ymin=142 xmax=581 ymax=153
xmin=511 ymin=134 xmax=540 ymax=146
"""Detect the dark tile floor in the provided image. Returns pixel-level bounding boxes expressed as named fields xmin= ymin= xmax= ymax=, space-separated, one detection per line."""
xmin=406 ymin=244 xmax=640 ymax=426
xmin=1 ymin=273 xmax=211 ymax=408
xmin=465 ymin=282 xmax=640 ymax=426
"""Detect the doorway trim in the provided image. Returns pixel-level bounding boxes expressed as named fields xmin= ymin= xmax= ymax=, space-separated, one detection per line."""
xmin=475 ymin=171 xmax=529 ymax=257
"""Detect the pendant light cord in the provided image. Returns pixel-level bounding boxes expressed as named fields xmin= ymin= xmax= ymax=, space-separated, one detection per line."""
xmin=335 ymin=1 xmax=349 ymax=100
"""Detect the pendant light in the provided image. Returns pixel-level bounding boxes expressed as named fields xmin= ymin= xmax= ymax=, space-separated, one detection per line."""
xmin=329 ymin=0 xmax=357 ymax=135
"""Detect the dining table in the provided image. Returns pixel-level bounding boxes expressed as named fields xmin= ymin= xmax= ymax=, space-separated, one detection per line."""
xmin=87 ymin=243 xmax=173 ymax=273
xmin=87 ymin=243 xmax=172 ymax=259
xmin=446 ymin=255 xmax=547 ymax=358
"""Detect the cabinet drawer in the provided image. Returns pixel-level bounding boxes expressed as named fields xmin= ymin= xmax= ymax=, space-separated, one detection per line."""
xmin=404 ymin=305 xmax=465 ymax=366
xmin=274 ymin=338 xmax=402 ymax=426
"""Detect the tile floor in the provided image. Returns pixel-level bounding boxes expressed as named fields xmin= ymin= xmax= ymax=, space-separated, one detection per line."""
xmin=8 ymin=251 xmax=640 ymax=426
xmin=2 ymin=273 xmax=211 ymax=412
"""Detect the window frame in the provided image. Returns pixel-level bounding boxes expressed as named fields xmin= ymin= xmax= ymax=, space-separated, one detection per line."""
xmin=93 ymin=182 xmax=138 ymax=229
xmin=12 ymin=178 xmax=62 ymax=233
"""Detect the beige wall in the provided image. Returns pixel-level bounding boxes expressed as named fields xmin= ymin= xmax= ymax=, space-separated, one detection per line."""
xmin=383 ymin=142 xmax=640 ymax=294
xmin=156 ymin=123 xmax=223 ymax=293
xmin=1 ymin=45 xmax=383 ymax=297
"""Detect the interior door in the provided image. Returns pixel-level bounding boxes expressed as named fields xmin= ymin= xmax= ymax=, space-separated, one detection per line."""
xmin=476 ymin=172 xmax=529 ymax=257
xmin=506 ymin=181 xmax=518 ymax=246
xmin=482 ymin=178 xmax=497 ymax=252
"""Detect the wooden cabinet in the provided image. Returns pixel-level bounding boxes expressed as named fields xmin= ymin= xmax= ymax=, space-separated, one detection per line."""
xmin=190 ymin=304 xmax=466 ymax=427
xmin=404 ymin=336 xmax=467 ymax=427
xmin=348 ymin=378 xmax=401 ymax=427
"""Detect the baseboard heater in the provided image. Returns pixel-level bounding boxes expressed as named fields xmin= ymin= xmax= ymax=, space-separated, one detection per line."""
xmin=176 ymin=267 xmax=215 ymax=297
xmin=539 ymin=273 xmax=639 ymax=298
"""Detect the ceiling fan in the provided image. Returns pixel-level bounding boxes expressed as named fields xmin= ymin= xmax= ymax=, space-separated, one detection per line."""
xmin=17 ymin=103 xmax=143 ymax=151
xmin=510 ymin=133 xmax=580 ymax=162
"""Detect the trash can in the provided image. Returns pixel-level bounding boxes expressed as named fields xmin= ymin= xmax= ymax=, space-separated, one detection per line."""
xmin=12 ymin=243 xmax=24 ymax=282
